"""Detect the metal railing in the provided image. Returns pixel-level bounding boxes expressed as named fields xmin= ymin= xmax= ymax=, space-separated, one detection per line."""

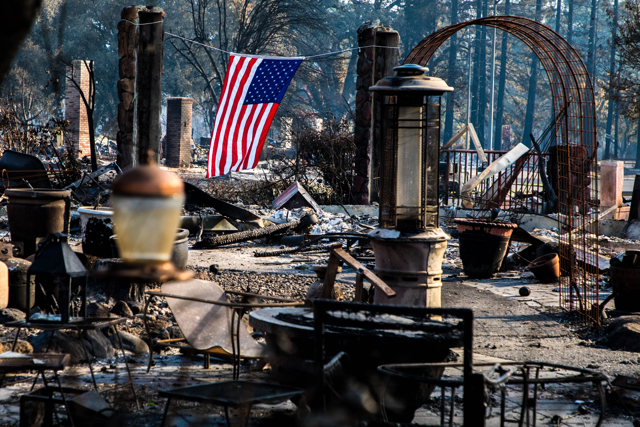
xmin=440 ymin=149 xmax=549 ymax=214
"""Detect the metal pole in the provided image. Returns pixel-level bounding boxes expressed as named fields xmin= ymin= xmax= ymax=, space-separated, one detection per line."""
xmin=489 ymin=1 xmax=498 ymax=150
xmin=466 ymin=29 xmax=473 ymax=150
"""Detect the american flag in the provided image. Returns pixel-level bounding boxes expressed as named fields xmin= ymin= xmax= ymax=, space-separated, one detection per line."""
xmin=207 ymin=54 xmax=303 ymax=177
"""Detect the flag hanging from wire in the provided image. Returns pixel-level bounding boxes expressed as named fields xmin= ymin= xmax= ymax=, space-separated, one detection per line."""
xmin=206 ymin=54 xmax=303 ymax=178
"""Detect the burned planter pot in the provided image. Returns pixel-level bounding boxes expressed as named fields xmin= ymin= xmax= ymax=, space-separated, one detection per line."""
xmin=78 ymin=207 xmax=114 ymax=258
xmin=5 ymin=189 xmax=71 ymax=257
xmin=454 ymin=218 xmax=517 ymax=278
xmin=3 ymin=250 xmax=35 ymax=311
xmin=610 ymin=267 xmax=640 ymax=312
xmin=528 ymin=253 xmax=560 ymax=283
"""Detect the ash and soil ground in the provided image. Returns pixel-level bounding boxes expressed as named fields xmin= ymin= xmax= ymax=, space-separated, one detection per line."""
xmin=1 ymin=234 xmax=640 ymax=425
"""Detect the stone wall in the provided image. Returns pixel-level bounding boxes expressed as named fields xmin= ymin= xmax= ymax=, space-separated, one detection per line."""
xmin=64 ymin=60 xmax=92 ymax=157
xmin=165 ymin=98 xmax=193 ymax=168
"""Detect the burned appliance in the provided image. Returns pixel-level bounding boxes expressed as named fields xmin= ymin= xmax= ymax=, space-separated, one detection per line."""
xmin=369 ymin=64 xmax=453 ymax=307
xmin=27 ymin=233 xmax=87 ymax=323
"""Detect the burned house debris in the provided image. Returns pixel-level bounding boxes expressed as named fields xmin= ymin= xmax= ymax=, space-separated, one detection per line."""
xmin=0 ymin=5 xmax=640 ymax=427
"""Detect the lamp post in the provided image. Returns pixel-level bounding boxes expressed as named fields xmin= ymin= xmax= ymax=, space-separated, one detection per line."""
xmin=369 ymin=64 xmax=453 ymax=307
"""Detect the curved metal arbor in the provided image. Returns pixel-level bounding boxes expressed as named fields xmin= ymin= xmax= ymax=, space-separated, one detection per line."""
xmin=404 ymin=16 xmax=600 ymax=325
xmin=404 ymin=15 xmax=595 ymax=152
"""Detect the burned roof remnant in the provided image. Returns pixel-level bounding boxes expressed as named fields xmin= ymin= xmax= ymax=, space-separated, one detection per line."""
xmin=184 ymin=182 xmax=263 ymax=228
xmin=272 ymin=181 xmax=321 ymax=213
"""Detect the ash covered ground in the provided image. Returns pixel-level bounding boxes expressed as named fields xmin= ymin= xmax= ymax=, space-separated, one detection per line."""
xmin=0 ymin=204 xmax=639 ymax=425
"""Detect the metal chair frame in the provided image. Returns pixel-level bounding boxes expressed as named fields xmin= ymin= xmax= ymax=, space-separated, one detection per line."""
xmin=145 ymin=290 xmax=305 ymax=427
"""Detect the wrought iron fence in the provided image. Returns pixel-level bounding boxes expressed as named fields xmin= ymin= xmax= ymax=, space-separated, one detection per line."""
xmin=440 ymin=149 xmax=549 ymax=215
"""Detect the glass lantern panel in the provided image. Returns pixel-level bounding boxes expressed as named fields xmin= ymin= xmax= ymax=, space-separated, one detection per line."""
xmin=424 ymin=101 xmax=441 ymax=228
xmin=111 ymin=194 xmax=185 ymax=264
xmin=396 ymin=105 xmax=422 ymax=220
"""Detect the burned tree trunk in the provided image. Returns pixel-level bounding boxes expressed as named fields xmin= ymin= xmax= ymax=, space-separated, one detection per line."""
xmin=604 ymin=0 xmax=618 ymax=160
xmin=116 ymin=6 xmax=138 ymax=169
xmin=135 ymin=9 xmax=164 ymax=165
xmin=476 ymin=0 xmax=488 ymax=148
xmin=567 ymin=0 xmax=574 ymax=46
xmin=195 ymin=220 xmax=300 ymax=249
xmin=470 ymin=0 xmax=483 ymax=132
xmin=443 ymin=0 xmax=458 ymax=144
xmin=586 ymin=0 xmax=598 ymax=82
xmin=636 ymin=117 xmax=640 ymax=169
xmin=521 ymin=0 xmax=542 ymax=147
xmin=494 ymin=0 xmax=510 ymax=150
xmin=0 ymin=1 xmax=42 ymax=86
xmin=354 ymin=22 xmax=399 ymax=205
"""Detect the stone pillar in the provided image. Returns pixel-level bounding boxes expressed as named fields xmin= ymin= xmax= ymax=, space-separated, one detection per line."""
xmin=116 ymin=6 xmax=138 ymax=169
xmin=354 ymin=22 xmax=399 ymax=205
xmin=165 ymin=98 xmax=193 ymax=168
xmin=64 ymin=60 xmax=91 ymax=158
xmin=601 ymin=160 xmax=625 ymax=219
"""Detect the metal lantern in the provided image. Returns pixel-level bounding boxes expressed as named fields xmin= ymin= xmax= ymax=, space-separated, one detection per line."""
xmin=27 ymin=233 xmax=87 ymax=323
xmin=368 ymin=65 xmax=453 ymax=308
xmin=104 ymin=164 xmax=191 ymax=282
xmin=370 ymin=64 xmax=453 ymax=232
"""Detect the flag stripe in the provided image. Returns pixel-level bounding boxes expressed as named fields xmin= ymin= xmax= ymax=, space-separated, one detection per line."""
xmin=242 ymin=103 xmax=269 ymax=170
xmin=222 ymin=57 xmax=259 ymax=173
xmin=216 ymin=57 xmax=257 ymax=176
xmin=210 ymin=56 xmax=242 ymax=176
xmin=231 ymin=104 xmax=255 ymax=172
xmin=245 ymin=104 xmax=276 ymax=169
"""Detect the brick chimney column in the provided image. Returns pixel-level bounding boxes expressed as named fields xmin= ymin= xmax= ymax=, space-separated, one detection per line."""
xmin=64 ymin=60 xmax=92 ymax=158
xmin=165 ymin=97 xmax=193 ymax=168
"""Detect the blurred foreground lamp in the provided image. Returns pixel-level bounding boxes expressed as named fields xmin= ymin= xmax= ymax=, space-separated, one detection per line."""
xmin=106 ymin=164 xmax=192 ymax=282
xmin=27 ymin=233 xmax=87 ymax=323
xmin=368 ymin=64 xmax=453 ymax=308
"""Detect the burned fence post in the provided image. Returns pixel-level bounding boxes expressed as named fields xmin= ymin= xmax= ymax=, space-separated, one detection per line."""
xmin=354 ymin=22 xmax=399 ymax=205
xmin=135 ymin=8 xmax=164 ymax=165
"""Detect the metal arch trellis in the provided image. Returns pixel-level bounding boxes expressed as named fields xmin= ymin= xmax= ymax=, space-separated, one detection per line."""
xmin=404 ymin=16 xmax=600 ymax=326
